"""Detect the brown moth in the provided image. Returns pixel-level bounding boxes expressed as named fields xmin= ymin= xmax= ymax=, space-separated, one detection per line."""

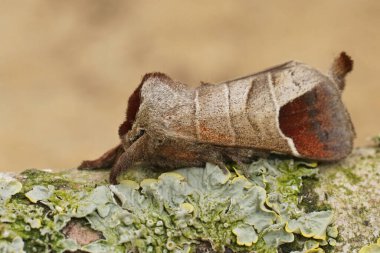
xmin=78 ymin=52 xmax=355 ymax=184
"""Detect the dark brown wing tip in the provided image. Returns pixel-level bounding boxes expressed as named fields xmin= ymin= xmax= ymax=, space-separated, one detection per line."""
xmin=330 ymin=52 xmax=354 ymax=90
xmin=118 ymin=120 xmax=129 ymax=137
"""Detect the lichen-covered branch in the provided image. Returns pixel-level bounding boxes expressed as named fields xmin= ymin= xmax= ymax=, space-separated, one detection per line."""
xmin=0 ymin=146 xmax=379 ymax=253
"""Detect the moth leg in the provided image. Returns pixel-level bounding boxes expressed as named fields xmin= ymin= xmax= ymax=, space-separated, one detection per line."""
xmin=78 ymin=144 xmax=124 ymax=170
xmin=234 ymin=160 xmax=249 ymax=177
xmin=214 ymin=161 xmax=230 ymax=175
xmin=109 ymin=134 xmax=149 ymax=184
xmin=226 ymin=154 xmax=250 ymax=178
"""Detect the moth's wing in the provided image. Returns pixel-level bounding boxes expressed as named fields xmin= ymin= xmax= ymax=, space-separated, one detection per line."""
xmin=138 ymin=63 xmax=355 ymax=162
xmin=162 ymin=62 xmax=315 ymax=152
xmin=183 ymin=61 xmax=354 ymax=161
xmin=278 ymin=78 xmax=355 ymax=161
xmin=174 ymin=61 xmax=304 ymax=154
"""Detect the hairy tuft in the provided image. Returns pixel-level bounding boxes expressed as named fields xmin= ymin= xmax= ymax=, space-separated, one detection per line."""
xmin=330 ymin=52 xmax=353 ymax=90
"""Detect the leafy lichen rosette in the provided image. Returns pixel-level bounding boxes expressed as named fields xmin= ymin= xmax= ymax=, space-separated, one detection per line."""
xmin=0 ymin=159 xmax=337 ymax=253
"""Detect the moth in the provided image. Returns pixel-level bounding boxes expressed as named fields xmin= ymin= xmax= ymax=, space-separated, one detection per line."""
xmin=78 ymin=52 xmax=355 ymax=184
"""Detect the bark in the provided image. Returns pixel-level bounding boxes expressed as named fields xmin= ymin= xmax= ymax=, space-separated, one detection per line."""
xmin=0 ymin=146 xmax=379 ymax=253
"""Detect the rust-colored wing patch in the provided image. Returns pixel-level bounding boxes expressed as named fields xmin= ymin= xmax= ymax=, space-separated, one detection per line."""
xmin=279 ymin=84 xmax=353 ymax=161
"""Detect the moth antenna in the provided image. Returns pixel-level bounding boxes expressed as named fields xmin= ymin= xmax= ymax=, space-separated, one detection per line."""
xmin=329 ymin=52 xmax=353 ymax=91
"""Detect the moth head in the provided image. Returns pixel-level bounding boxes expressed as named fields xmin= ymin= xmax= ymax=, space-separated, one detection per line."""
xmin=118 ymin=72 xmax=171 ymax=147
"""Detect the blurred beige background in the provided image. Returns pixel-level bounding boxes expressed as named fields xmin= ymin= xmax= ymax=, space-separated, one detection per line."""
xmin=1 ymin=0 xmax=379 ymax=172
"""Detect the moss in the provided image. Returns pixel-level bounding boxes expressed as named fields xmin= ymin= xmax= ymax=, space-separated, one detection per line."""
xmin=20 ymin=170 xmax=80 ymax=192
xmin=279 ymin=234 xmax=305 ymax=252
xmin=297 ymin=176 xmax=332 ymax=214
xmin=339 ymin=167 xmax=362 ymax=184
xmin=20 ymin=169 xmax=103 ymax=194
xmin=321 ymin=244 xmax=335 ymax=253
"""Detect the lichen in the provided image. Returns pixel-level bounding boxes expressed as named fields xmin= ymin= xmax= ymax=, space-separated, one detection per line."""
xmin=285 ymin=211 xmax=333 ymax=240
xmin=312 ymin=146 xmax=380 ymax=252
xmin=372 ymin=135 xmax=380 ymax=147
xmin=232 ymin=224 xmax=258 ymax=246
xmin=0 ymin=173 xmax=22 ymax=203
xmin=359 ymin=238 xmax=380 ymax=253
xmin=0 ymin=159 xmax=336 ymax=252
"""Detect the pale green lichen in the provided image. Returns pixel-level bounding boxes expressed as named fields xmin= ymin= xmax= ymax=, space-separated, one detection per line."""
xmin=326 ymin=226 xmax=338 ymax=239
xmin=262 ymin=223 xmax=294 ymax=247
xmin=0 ymin=160 xmax=337 ymax=252
xmin=289 ymin=239 xmax=325 ymax=253
xmin=25 ymin=185 xmax=55 ymax=203
xmin=285 ymin=211 xmax=333 ymax=240
xmin=0 ymin=236 xmax=25 ymax=253
xmin=0 ymin=173 xmax=22 ymax=203
xmin=232 ymin=224 xmax=258 ymax=246
xmin=359 ymin=238 xmax=380 ymax=253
